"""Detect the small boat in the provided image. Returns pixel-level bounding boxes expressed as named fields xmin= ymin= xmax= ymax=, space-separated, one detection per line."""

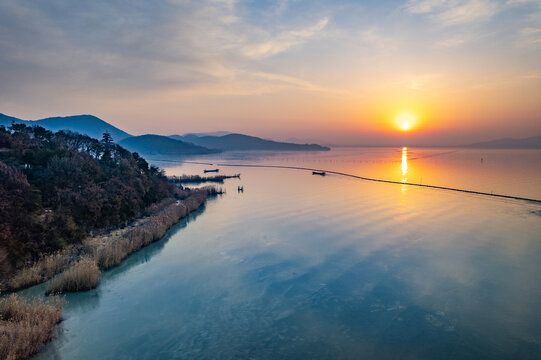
xmin=312 ymin=171 xmax=326 ymax=176
xmin=204 ymin=169 xmax=219 ymax=173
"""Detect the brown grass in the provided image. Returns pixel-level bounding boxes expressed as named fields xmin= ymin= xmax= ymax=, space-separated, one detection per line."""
xmin=9 ymin=252 xmax=72 ymax=291
xmin=45 ymin=258 xmax=100 ymax=295
xmin=94 ymin=191 xmax=207 ymax=269
xmin=5 ymin=189 xmax=211 ymax=294
xmin=0 ymin=294 xmax=62 ymax=360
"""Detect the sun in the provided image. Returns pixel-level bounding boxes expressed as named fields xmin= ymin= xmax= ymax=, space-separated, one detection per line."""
xmin=395 ymin=113 xmax=416 ymax=132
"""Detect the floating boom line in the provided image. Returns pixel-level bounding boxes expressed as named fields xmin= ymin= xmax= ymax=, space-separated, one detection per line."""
xmin=214 ymin=163 xmax=541 ymax=204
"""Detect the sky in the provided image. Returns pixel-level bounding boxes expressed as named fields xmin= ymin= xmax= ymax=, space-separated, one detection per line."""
xmin=0 ymin=0 xmax=540 ymax=146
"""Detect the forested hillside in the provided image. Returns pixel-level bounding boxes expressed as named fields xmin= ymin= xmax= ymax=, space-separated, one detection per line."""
xmin=0 ymin=124 xmax=175 ymax=273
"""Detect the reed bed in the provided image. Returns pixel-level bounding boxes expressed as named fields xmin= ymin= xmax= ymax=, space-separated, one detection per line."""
xmin=45 ymin=258 xmax=100 ymax=295
xmin=9 ymin=252 xmax=73 ymax=291
xmin=4 ymin=189 xmax=212 ymax=293
xmin=94 ymin=191 xmax=207 ymax=269
xmin=0 ymin=294 xmax=62 ymax=360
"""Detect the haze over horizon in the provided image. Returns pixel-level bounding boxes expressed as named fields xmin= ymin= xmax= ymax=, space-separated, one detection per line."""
xmin=1 ymin=0 xmax=540 ymax=146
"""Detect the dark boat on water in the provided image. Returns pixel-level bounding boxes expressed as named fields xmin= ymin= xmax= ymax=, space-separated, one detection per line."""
xmin=204 ymin=169 xmax=219 ymax=173
xmin=312 ymin=171 xmax=326 ymax=176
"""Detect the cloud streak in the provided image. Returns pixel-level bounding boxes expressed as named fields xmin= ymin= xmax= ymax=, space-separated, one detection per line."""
xmin=404 ymin=0 xmax=501 ymax=25
xmin=241 ymin=18 xmax=329 ymax=59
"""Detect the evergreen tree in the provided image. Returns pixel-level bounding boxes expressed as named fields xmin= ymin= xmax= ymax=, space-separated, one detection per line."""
xmin=101 ymin=132 xmax=113 ymax=163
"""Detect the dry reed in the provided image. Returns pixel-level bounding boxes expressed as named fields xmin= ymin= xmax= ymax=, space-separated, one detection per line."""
xmin=0 ymin=294 xmax=62 ymax=360
xmin=95 ymin=191 xmax=207 ymax=269
xmin=45 ymin=258 xmax=100 ymax=295
xmin=8 ymin=252 xmax=72 ymax=291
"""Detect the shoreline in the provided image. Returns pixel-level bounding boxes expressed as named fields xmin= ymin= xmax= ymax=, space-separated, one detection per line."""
xmin=2 ymin=188 xmax=214 ymax=294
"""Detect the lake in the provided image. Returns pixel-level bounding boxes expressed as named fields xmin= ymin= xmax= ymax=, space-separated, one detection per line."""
xmin=29 ymin=147 xmax=541 ymax=359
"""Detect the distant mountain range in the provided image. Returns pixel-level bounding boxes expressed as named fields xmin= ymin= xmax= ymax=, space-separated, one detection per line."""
xmin=170 ymin=133 xmax=331 ymax=151
xmin=119 ymin=135 xmax=218 ymax=155
xmin=0 ymin=113 xmax=131 ymax=141
xmin=462 ymin=136 xmax=541 ymax=149
xmin=0 ymin=113 xmax=331 ymax=155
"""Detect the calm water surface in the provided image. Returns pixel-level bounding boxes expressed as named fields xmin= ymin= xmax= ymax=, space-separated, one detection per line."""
xmin=29 ymin=148 xmax=541 ymax=359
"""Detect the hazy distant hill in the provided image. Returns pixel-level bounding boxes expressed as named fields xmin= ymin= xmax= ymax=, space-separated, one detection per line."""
xmin=464 ymin=136 xmax=541 ymax=149
xmin=0 ymin=113 xmax=22 ymax=125
xmin=181 ymin=131 xmax=233 ymax=137
xmin=171 ymin=133 xmax=330 ymax=151
xmin=0 ymin=113 xmax=132 ymax=141
xmin=120 ymin=135 xmax=218 ymax=155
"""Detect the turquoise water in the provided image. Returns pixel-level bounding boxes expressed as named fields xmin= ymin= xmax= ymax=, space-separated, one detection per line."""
xmin=31 ymin=148 xmax=541 ymax=359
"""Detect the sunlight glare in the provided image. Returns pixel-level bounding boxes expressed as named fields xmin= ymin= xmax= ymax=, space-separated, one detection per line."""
xmin=396 ymin=113 xmax=416 ymax=132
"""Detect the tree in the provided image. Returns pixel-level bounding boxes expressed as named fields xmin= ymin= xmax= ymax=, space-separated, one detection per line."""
xmin=101 ymin=132 xmax=113 ymax=146
xmin=101 ymin=132 xmax=113 ymax=163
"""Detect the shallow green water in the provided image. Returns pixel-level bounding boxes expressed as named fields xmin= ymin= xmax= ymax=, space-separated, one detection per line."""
xmin=31 ymin=148 xmax=541 ymax=359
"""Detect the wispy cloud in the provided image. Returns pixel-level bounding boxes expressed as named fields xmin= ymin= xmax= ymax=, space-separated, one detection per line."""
xmin=359 ymin=28 xmax=393 ymax=48
xmin=517 ymin=27 xmax=541 ymax=48
xmin=251 ymin=71 xmax=336 ymax=93
xmin=439 ymin=0 xmax=499 ymax=25
xmin=520 ymin=27 xmax=541 ymax=35
xmin=434 ymin=36 xmax=466 ymax=48
xmin=405 ymin=0 xmax=501 ymax=25
xmin=521 ymin=71 xmax=541 ymax=79
xmin=241 ymin=18 xmax=329 ymax=59
xmin=506 ymin=0 xmax=539 ymax=5
xmin=404 ymin=0 xmax=447 ymax=14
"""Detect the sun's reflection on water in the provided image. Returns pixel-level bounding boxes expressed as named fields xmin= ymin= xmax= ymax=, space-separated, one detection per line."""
xmin=401 ymin=147 xmax=408 ymax=181
xmin=400 ymin=147 xmax=408 ymax=194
